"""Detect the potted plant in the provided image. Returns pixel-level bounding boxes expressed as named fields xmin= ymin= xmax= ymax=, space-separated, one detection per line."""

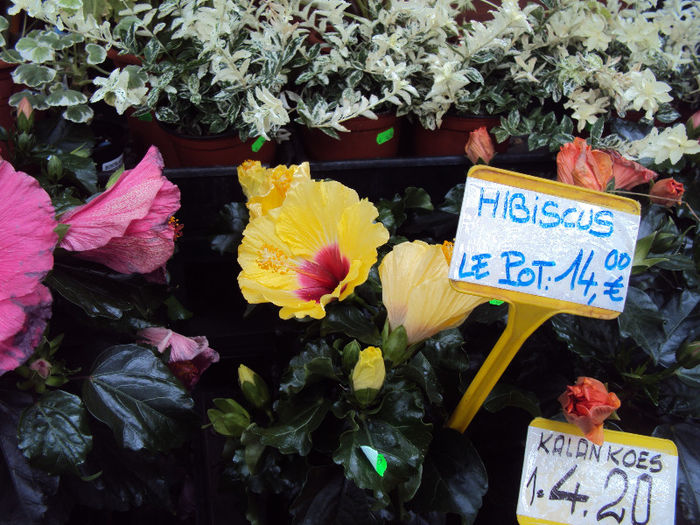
xmin=406 ymin=0 xmax=537 ymax=156
xmin=288 ymin=1 xmax=420 ymax=160
xmin=491 ymin=0 xmax=699 ymax=154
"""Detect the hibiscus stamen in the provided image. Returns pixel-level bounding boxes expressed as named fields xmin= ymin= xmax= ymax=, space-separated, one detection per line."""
xmin=441 ymin=240 xmax=454 ymax=265
xmin=257 ymin=243 xmax=293 ymax=273
xmin=296 ymin=243 xmax=350 ymax=302
xmin=168 ymin=216 xmax=184 ymax=238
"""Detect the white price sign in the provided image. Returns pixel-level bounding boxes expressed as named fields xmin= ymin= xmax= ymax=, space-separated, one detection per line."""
xmin=448 ymin=167 xmax=641 ymax=317
xmin=517 ymin=418 xmax=678 ymax=525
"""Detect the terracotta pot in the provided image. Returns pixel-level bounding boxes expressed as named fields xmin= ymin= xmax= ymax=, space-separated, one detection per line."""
xmin=161 ymin=126 xmax=277 ymax=167
xmin=412 ymin=114 xmax=508 ymax=156
xmin=106 ymin=48 xmax=143 ymax=67
xmin=301 ymin=113 xmax=401 ymax=161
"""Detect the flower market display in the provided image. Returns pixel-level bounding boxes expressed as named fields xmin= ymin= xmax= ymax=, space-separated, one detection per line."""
xmin=0 ymin=1 xmax=699 ymax=524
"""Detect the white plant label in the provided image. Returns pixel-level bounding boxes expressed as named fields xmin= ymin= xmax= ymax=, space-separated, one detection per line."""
xmin=516 ymin=418 xmax=678 ymax=525
xmin=449 ymin=176 xmax=640 ymax=312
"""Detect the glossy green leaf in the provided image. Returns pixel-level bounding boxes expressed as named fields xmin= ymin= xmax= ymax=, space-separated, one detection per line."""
xmin=18 ymin=390 xmax=92 ymax=474
xmin=250 ymin=393 xmax=331 ymax=456
xmin=82 ymin=345 xmax=195 ymax=452
xmin=409 ymin=428 xmax=487 ymax=524
xmin=483 ymin=383 xmax=541 ymax=417
xmin=399 ymin=352 xmax=443 ymax=405
xmin=0 ymin=390 xmax=59 ymax=523
xmin=280 ymin=340 xmax=339 ymax=395
xmin=207 ymin=398 xmax=250 ymax=438
xmin=653 ymin=422 xmax=700 ymax=523
xmin=421 ymin=329 xmax=469 ymax=373
xmin=321 ymin=303 xmax=382 ymax=346
xmin=290 ymin=466 xmax=379 ymax=525
xmin=333 ymin=390 xmax=432 ymax=504
xmin=46 ymin=267 xmax=135 ymax=319
xmin=618 ymin=287 xmax=666 ymax=362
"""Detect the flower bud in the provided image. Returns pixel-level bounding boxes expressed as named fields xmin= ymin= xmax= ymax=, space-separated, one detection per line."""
xmin=676 ymin=341 xmax=700 ymax=369
xmin=464 ymin=127 xmax=495 ymax=165
xmin=29 ymin=358 xmax=52 ymax=379
xmin=650 ymin=178 xmax=684 ymax=206
xmin=16 ymin=97 xmax=33 ymax=133
xmin=47 ymin=155 xmax=63 ymax=179
xmin=238 ymin=364 xmax=270 ymax=411
xmin=351 ymin=346 xmax=385 ymax=406
xmin=382 ymin=325 xmax=409 ymax=367
xmin=687 ymin=110 xmax=700 ymax=139
xmin=342 ymin=340 xmax=361 ymax=372
xmin=207 ymin=398 xmax=250 ymax=438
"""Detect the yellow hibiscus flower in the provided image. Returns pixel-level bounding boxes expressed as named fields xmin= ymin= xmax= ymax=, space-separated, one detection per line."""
xmin=238 ymin=179 xmax=389 ymax=319
xmin=237 ymin=160 xmax=311 ymax=218
xmin=379 ymin=240 xmax=486 ymax=344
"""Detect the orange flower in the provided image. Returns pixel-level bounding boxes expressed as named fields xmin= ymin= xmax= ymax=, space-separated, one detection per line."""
xmin=607 ymin=151 xmax=657 ymax=190
xmin=649 ymin=178 xmax=684 ymax=206
xmin=558 ymin=377 xmax=620 ymax=445
xmin=464 ymin=127 xmax=495 ymax=165
xmin=556 ymin=138 xmax=613 ymax=191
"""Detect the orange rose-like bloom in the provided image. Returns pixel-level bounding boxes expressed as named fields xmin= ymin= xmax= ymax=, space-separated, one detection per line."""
xmin=556 ymin=138 xmax=613 ymax=191
xmin=464 ymin=127 xmax=495 ymax=165
xmin=607 ymin=151 xmax=657 ymax=190
xmin=558 ymin=377 xmax=620 ymax=445
xmin=649 ymin=178 xmax=684 ymax=206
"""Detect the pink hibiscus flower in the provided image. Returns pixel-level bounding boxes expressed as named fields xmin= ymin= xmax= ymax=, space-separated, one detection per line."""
xmin=0 ymin=159 xmax=57 ymax=375
xmin=59 ymin=146 xmax=181 ymax=274
xmin=138 ymin=327 xmax=219 ymax=389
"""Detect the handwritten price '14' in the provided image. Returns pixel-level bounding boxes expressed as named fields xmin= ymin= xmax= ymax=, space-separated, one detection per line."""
xmin=457 ymin=248 xmax=632 ymax=306
xmin=526 ymin=465 xmax=653 ymax=524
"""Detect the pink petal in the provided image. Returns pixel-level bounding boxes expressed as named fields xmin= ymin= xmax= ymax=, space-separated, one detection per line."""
xmin=0 ymin=160 xmax=57 ymax=302
xmin=59 ymin=146 xmax=166 ymax=252
xmin=0 ymin=285 xmax=52 ymax=375
xmin=76 ymin=224 xmax=175 ymax=274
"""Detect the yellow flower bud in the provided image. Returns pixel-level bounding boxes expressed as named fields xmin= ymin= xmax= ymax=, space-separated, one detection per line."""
xmin=238 ymin=364 xmax=271 ymax=411
xmin=351 ymin=347 xmax=385 ymax=405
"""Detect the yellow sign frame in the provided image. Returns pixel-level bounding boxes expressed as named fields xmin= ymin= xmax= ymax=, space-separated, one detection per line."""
xmin=447 ymin=167 xmax=641 ymax=432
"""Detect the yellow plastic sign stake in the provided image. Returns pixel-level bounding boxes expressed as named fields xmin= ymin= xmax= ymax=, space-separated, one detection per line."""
xmin=517 ymin=418 xmax=678 ymax=525
xmin=447 ymin=166 xmax=641 ymax=433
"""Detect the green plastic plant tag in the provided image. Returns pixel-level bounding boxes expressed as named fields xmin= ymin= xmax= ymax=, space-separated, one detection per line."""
xmin=490 ymin=299 xmax=505 ymax=305
xmin=376 ymin=127 xmax=394 ymax=145
xmin=360 ymin=445 xmax=387 ymax=477
xmin=137 ymin=113 xmax=153 ymax=122
xmin=251 ymin=136 xmax=266 ymax=152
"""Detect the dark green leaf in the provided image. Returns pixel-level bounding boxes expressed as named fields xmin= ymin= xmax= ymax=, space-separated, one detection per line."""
xmin=280 ymin=340 xmax=340 ymax=395
xmin=0 ymin=390 xmax=59 ymax=524
xmin=46 ymin=266 xmax=135 ymax=319
xmin=82 ymin=345 xmax=195 ymax=452
xmin=332 ymin=390 xmax=432 ymax=503
xmin=290 ymin=466 xmax=379 ymax=525
xmin=551 ymin=314 xmax=619 ymax=360
xmin=321 ymin=303 xmax=382 ymax=346
xmin=18 ymin=390 xmax=92 ymax=474
xmin=438 ymin=184 xmax=464 ymax=215
xmin=399 ymin=353 xmax=443 ymax=405
xmin=483 ymin=383 xmax=541 ymax=417
xmin=250 ymin=393 xmax=331 ymax=456
xmin=421 ymin=329 xmax=469 ymax=373
xmin=409 ymin=428 xmax=487 ymax=524
xmin=403 ymin=187 xmax=433 ymax=211
xmin=653 ymin=422 xmax=700 ymax=523
xmin=618 ymin=287 xmax=666 ymax=362
xmin=164 ymin=295 xmax=193 ymax=321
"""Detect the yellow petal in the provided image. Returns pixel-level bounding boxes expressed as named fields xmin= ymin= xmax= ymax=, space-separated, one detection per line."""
xmin=380 ymin=241 xmax=486 ymax=344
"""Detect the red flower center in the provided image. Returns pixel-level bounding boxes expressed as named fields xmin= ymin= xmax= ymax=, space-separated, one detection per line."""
xmin=296 ymin=243 xmax=350 ymax=302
